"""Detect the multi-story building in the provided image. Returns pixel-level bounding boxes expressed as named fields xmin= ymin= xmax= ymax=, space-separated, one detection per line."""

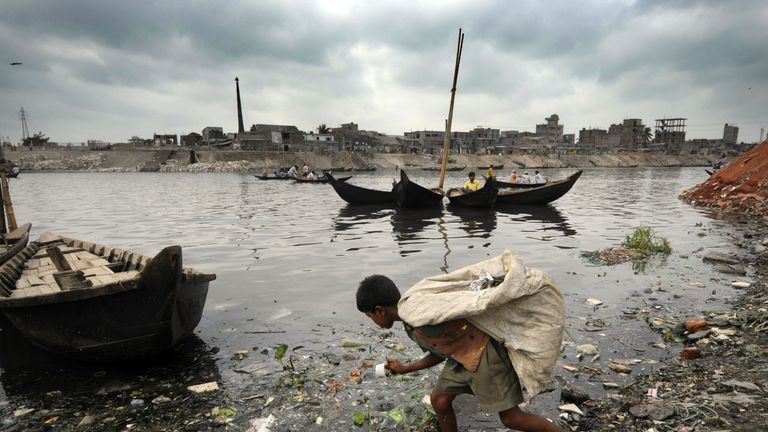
xmin=620 ymin=118 xmax=647 ymax=151
xmin=654 ymin=118 xmax=686 ymax=151
xmin=723 ymin=123 xmax=739 ymax=146
xmin=578 ymin=128 xmax=609 ymax=151
xmin=202 ymin=127 xmax=225 ymax=142
xmin=402 ymin=130 xmax=445 ymax=154
xmin=470 ymin=127 xmax=501 ymax=154
xmin=535 ymin=114 xmax=564 ymax=145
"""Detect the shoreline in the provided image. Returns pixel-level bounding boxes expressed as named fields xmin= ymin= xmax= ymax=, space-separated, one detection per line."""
xmin=3 ymin=149 xmax=720 ymax=173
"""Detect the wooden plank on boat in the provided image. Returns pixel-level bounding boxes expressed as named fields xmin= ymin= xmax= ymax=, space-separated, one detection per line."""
xmin=53 ymin=270 xmax=92 ymax=290
xmin=82 ymin=266 xmax=113 ymax=276
xmin=47 ymin=247 xmax=74 ymax=272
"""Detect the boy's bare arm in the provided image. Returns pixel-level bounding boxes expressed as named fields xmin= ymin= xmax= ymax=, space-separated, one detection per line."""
xmin=386 ymin=353 xmax=445 ymax=374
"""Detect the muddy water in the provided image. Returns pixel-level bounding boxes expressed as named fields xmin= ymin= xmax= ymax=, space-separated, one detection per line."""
xmin=0 ymin=168 xmax=749 ymax=428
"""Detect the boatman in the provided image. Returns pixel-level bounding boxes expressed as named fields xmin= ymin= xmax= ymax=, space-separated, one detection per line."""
xmin=486 ymin=164 xmax=495 ymax=179
xmin=463 ymin=172 xmax=482 ymax=192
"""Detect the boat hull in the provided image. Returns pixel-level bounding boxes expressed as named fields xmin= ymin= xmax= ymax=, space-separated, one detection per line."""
xmin=496 ymin=171 xmax=582 ymax=205
xmin=0 ymin=240 xmax=214 ymax=362
xmin=392 ymin=170 xmax=444 ymax=208
xmin=447 ymin=181 xmax=498 ymax=208
xmin=326 ymin=173 xmax=395 ymax=205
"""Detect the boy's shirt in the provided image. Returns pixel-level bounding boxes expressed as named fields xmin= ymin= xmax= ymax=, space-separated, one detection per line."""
xmin=403 ymin=318 xmax=490 ymax=372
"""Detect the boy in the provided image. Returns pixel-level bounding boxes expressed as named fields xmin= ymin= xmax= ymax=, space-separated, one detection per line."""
xmin=463 ymin=172 xmax=481 ymax=192
xmin=357 ymin=274 xmax=564 ymax=432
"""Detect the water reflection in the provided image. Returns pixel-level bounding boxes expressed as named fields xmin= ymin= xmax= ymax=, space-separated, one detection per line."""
xmin=390 ymin=208 xmax=445 ymax=256
xmin=496 ymin=205 xmax=577 ymax=237
xmin=333 ymin=205 xmax=394 ymax=233
xmin=447 ymin=205 xmax=497 ymax=238
xmin=1 ymin=314 xmax=220 ymax=399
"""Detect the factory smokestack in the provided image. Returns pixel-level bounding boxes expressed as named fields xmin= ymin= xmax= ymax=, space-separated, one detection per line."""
xmin=235 ymin=77 xmax=245 ymax=134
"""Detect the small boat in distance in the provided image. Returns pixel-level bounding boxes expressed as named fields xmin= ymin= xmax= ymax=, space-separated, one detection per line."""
xmin=254 ymin=175 xmax=294 ymax=180
xmin=326 ymin=173 xmax=395 ymax=205
xmin=392 ymin=170 xmax=444 ymax=208
xmin=422 ymin=165 xmax=466 ymax=172
xmin=292 ymin=175 xmax=352 ymax=184
xmin=477 ymin=164 xmax=503 ymax=170
xmin=0 ymin=233 xmax=216 ymax=362
xmin=446 ymin=179 xmax=498 ymax=208
xmin=496 ymin=171 xmax=582 ymax=205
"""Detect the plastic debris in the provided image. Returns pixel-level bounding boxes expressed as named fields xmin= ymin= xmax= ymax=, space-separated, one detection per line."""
xmin=187 ymin=381 xmax=220 ymax=393
xmin=250 ymin=414 xmax=276 ymax=432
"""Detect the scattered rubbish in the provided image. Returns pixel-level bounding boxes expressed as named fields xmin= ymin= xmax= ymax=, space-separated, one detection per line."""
xmin=130 ymin=398 xmax=145 ymax=407
xmin=187 ymin=381 xmax=220 ymax=393
xmin=731 ymin=280 xmax=752 ymax=289
xmin=340 ymin=338 xmax=368 ymax=348
xmin=586 ymin=298 xmax=603 ymax=306
xmin=722 ymin=379 xmax=762 ymax=392
xmin=680 ymin=347 xmax=701 ymax=360
xmin=78 ymin=415 xmax=96 ymax=426
xmin=469 ymin=271 xmax=496 ymax=290
xmin=646 ymin=388 xmax=658 ymax=398
xmin=561 ymin=384 xmax=590 ymax=403
xmin=13 ymin=408 xmax=34 ymax=417
xmin=608 ymin=362 xmax=633 ymax=374
xmin=375 ymin=362 xmax=391 ymax=378
xmin=576 ymin=344 xmax=599 ymax=356
xmin=152 ymin=395 xmax=171 ymax=405
xmin=250 ymin=414 xmax=276 ymax=432
xmin=684 ymin=318 xmax=708 ymax=331
xmin=558 ymin=403 xmax=584 ymax=415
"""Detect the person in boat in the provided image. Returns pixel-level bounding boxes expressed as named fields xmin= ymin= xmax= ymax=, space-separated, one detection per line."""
xmin=288 ymin=165 xmax=299 ymax=178
xmin=261 ymin=168 xmax=268 ymax=177
xmin=508 ymin=170 xmax=518 ymax=183
xmin=463 ymin=172 xmax=482 ymax=192
xmin=302 ymin=163 xmax=310 ymax=176
xmin=356 ymin=275 xmax=565 ymax=432
xmin=306 ymin=170 xmax=318 ymax=180
xmin=486 ymin=164 xmax=495 ymax=179
xmin=516 ymin=171 xmax=530 ymax=184
xmin=534 ymin=170 xmax=546 ymax=184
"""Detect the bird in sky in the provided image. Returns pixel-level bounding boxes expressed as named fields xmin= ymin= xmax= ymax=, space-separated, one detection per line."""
xmin=10 ymin=62 xmax=22 ymax=66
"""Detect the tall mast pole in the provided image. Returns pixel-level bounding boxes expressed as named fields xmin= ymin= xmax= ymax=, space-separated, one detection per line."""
xmin=235 ymin=77 xmax=245 ymax=134
xmin=438 ymin=29 xmax=464 ymax=190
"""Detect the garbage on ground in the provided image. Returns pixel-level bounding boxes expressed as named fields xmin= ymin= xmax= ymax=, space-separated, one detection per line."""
xmin=187 ymin=381 xmax=220 ymax=393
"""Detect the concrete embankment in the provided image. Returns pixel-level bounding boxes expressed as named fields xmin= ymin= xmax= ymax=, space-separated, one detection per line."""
xmin=4 ymin=149 xmax=719 ymax=173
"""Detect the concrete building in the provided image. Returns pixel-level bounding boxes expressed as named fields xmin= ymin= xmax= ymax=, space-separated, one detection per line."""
xmin=723 ymin=123 xmax=739 ymax=145
xmin=153 ymin=134 xmax=178 ymax=146
xmin=578 ymin=128 xmax=609 ymax=152
xmin=470 ymin=127 xmax=501 ymax=154
xmin=202 ymin=127 xmax=225 ymax=142
xmin=402 ymin=130 xmax=445 ymax=154
xmin=654 ymin=118 xmax=687 ymax=151
xmin=181 ymin=132 xmax=202 ymax=147
xmin=535 ymin=114 xmax=564 ymax=145
xmin=620 ymin=119 xmax=647 ymax=151
xmin=249 ymin=124 xmax=305 ymax=151
xmin=562 ymin=133 xmax=576 ymax=147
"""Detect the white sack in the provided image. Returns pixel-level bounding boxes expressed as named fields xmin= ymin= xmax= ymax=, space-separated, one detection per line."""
xmin=398 ymin=250 xmax=564 ymax=398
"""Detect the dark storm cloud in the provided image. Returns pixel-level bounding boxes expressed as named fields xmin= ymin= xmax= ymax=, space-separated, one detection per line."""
xmin=0 ymin=0 xmax=765 ymax=142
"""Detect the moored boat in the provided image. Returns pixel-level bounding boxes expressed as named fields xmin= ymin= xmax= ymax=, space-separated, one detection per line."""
xmin=477 ymin=164 xmax=503 ymax=170
xmin=496 ymin=170 xmax=582 ymax=205
xmin=446 ymin=179 xmax=498 ymax=208
xmin=254 ymin=175 xmax=294 ymax=180
xmin=0 ymin=233 xmax=216 ymax=362
xmin=0 ymin=223 xmax=31 ymax=266
xmin=326 ymin=173 xmax=395 ymax=205
xmin=422 ymin=165 xmax=466 ymax=172
xmin=392 ymin=170 xmax=444 ymax=208
xmin=293 ymin=175 xmax=352 ymax=184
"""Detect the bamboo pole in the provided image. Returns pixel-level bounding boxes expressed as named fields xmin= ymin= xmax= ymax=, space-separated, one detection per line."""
xmin=0 ymin=172 xmax=17 ymax=231
xmin=438 ymin=28 xmax=464 ymax=191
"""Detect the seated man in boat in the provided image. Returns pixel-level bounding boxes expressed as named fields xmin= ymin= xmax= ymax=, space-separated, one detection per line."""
xmin=306 ymin=170 xmax=318 ymax=180
xmin=302 ymin=163 xmax=310 ymax=176
xmin=508 ymin=170 xmax=518 ymax=183
xmin=463 ymin=172 xmax=482 ymax=192
xmin=288 ymin=165 xmax=299 ymax=178
xmin=534 ymin=170 xmax=546 ymax=184
xmin=515 ymin=171 xmax=530 ymax=184
xmin=486 ymin=164 xmax=495 ymax=179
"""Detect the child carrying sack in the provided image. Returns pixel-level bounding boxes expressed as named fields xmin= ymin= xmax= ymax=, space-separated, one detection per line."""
xmin=398 ymin=250 xmax=565 ymax=399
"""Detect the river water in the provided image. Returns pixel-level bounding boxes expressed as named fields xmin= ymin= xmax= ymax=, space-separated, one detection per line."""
xmin=0 ymin=168 xmax=749 ymax=427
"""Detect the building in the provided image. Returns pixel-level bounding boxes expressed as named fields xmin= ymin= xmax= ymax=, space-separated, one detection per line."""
xmin=402 ymin=130 xmax=445 ymax=154
xmin=202 ymin=127 xmax=225 ymax=142
xmin=723 ymin=123 xmax=739 ymax=146
xmin=249 ymin=124 xmax=305 ymax=151
xmin=469 ymin=127 xmax=501 ymax=154
xmin=578 ymin=128 xmax=609 ymax=151
xmin=562 ymin=133 xmax=576 ymax=147
xmin=181 ymin=132 xmax=202 ymax=147
xmin=535 ymin=114 xmax=564 ymax=145
xmin=153 ymin=134 xmax=178 ymax=146
xmin=620 ymin=118 xmax=647 ymax=151
xmin=654 ymin=118 xmax=687 ymax=151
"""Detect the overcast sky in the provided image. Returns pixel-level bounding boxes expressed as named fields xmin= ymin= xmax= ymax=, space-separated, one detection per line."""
xmin=1 ymin=0 xmax=766 ymax=143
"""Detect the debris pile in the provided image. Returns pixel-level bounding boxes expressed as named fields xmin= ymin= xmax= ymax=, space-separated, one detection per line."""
xmin=15 ymin=153 xmax=107 ymax=171
xmin=159 ymin=159 xmax=254 ymax=173
xmin=681 ymin=140 xmax=768 ymax=216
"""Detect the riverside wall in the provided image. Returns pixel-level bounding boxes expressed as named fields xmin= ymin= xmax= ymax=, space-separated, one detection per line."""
xmin=4 ymin=149 xmax=721 ymax=173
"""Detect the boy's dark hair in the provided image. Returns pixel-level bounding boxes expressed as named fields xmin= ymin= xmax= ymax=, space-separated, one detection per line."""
xmin=357 ymin=275 xmax=401 ymax=312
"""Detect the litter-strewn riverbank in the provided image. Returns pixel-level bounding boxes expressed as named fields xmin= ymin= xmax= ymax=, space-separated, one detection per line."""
xmin=4 ymin=149 xmax=721 ymax=173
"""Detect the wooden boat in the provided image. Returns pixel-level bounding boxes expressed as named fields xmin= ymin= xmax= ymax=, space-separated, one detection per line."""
xmin=446 ymin=179 xmax=498 ymax=208
xmin=704 ymin=169 xmax=715 ymax=176
xmin=477 ymin=164 xmax=503 ymax=170
xmin=422 ymin=165 xmax=466 ymax=172
xmin=352 ymin=165 xmax=377 ymax=172
xmin=496 ymin=170 xmax=582 ymax=205
xmin=254 ymin=175 xmax=294 ymax=180
xmin=293 ymin=175 xmax=352 ymax=184
xmin=0 ymin=233 xmax=216 ymax=362
xmin=392 ymin=170 xmax=444 ymax=208
xmin=0 ymin=223 xmax=31 ymax=266
xmin=326 ymin=173 xmax=395 ymax=205
xmin=492 ymin=179 xmax=544 ymax=189
xmin=1 ymin=162 xmax=19 ymax=179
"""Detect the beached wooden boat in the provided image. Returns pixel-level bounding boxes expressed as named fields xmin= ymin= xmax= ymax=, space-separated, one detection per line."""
xmin=496 ymin=170 xmax=582 ymax=205
xmin=446 ymin=179 xmax=498 ymax=208
xmin=0 ymin=223 xmax=31 ymax=266
xmin=704 ymin=169 xmax=715 ymax=176
xmin=392 ymin=170 xmax=444 ymax=208
xmin=422 ymin=165 xmax=466 ymax=172
xmin=477 ymin=164 xmax=503 ymax=170
xmin=293 ymin=175 xmax=352 ymax=184
xmin=326 ymin=173 xmax=395 ymax=205
xmin=0 ymin=233 xmax=216 ymax=362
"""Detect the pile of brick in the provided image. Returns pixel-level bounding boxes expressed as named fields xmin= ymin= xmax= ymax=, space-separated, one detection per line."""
xmin=680 ymin=140 xmax=768 ymax=217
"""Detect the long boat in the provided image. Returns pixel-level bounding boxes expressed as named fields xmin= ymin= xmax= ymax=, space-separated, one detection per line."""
xmin=0 ymin=233 xmax=216 ymax=362
xmin=492 ymin=179 xmax=544 ymax=189
xmin=422 ymin=165 xmax=466 ymax=172
xmin=293 ymin=175 xmax=352 ymax=184
xmin=477 ymin=164 xmax=503 ymax=170
xmin=392 ymin=170 xmax=444 ymax=208
xmin=446 ymin=179 xmax=498 ymax=208
xmin=326 ymin=173 xmax=395 ymax=205
xmin=0 ymin=223 xmax=31 ymax=266
xmin=254 ymin=175 xmax=294 ymax=180
xmin=496 ymin=170 xmax=582 ymax=205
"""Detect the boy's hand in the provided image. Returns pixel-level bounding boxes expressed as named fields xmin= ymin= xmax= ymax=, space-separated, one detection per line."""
xmin=386 ymin=358 xmax=408 ymax=375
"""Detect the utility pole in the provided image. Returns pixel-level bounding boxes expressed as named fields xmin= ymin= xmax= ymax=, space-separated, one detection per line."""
xmin=19 ymin=107 xmax=29 ymax=142
xmin=235 ymin=77 xmax=245 ymax=134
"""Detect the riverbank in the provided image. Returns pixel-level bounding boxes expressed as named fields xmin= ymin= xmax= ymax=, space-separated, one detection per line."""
xmin=4 ymin=149 xmax=720 ymax=173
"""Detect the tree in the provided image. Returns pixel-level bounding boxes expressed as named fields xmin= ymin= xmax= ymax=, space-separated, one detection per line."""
xmin=317 ymin=123 xmax=330 ymax=134
xmin=22 ymin=132 xmax=50 ymax=148
xmin=644 ymin=127 xmax=653 ymax=144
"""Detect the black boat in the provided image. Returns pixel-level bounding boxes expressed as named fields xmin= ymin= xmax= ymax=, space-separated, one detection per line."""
xmin=422 ymin=165 xmax=466 ymax=172
xmin=392 ymin=170 xmax=444 ymax=208
xmin=0 ymin=223 xmax=31 ymax=266
xmin=326 ymin=173 xmax=395 ymax=205
xmin=491 ymin=179 xmax=542 ymax=189
xmin=0 ymin=233 xmax=216 ymax=362
xmin=704 ymin=169 xmax=715 ymax=176
xmin=254 ymin=175 xmax=294 ymax=180
xmin=446 ymin=179 xmax=498 ymax=208
xmin=496 ymin=171 xmax=582 ymax=205
xmin=293 ymin=175 xmax=352 ymax=184
xmin=477 ymin=164 xmax=503 ymax=170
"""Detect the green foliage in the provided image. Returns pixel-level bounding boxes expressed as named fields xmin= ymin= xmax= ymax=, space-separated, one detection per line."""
xmin=317 ymin=123 xmax=330 ymax=134
xmin=274 ymin=344 xmax=294 ymax=370
xmin=277 ymin=374 xmax=305 ymax=388
xmin=387 ymin=407 xmax=403 ymax=423
xmin=22 ymin=131 xmax=49 ymax=148
xmin=622 ymin=226 xmax=672 ymax=256
xmin=352 ymin=411 xmax=367 ymax=427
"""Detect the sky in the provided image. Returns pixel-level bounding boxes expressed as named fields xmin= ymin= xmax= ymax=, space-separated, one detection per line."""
xmin=0 ymin=0 xmax=766 ymax=144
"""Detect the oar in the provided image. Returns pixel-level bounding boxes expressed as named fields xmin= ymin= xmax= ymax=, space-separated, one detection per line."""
xmin=0 ymin=172 xmax=15 ymax=231
xmin=438 ymin=28 xmax=464 ymax=191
